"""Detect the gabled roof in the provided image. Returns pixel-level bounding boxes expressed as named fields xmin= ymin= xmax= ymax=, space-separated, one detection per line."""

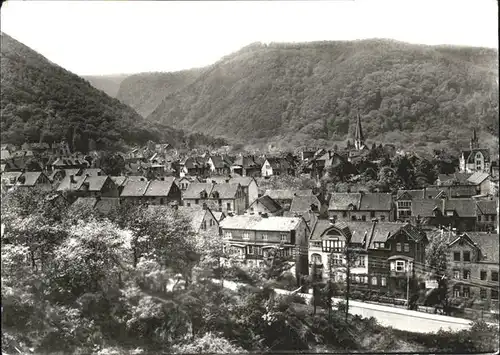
xmin=249 ymin=195 xmax=283 ymax=214
xmin=411 ymin=198 xmax=442 ymax=217
xmin=183 ymin=183 xmax=214 ymax=199
xmin=437 ymin=173 xmax=472 ymax=185
xmin=56 ymin=174 xmax=87 ymax=191
xmin=290 ymin=194 xmax=321 ymax=213
xmin=358 ymin=193 xmax=392 ymax=211
xmin=329 ymin=193 xmax=362 ymax=210
xmin=444 ymin=199 xmax=476 ymax=217
xmin=464 ymin=149 xmax=491 ymax=163
xmin=82 ymin=168 xmax=103 ymax=177
xmin=1 ymin=171 xmax=23 ymax=183
xmin=17 ymin=171 xmax=47 ymax=186
xmin=144 ymin=178 xmax=176 ymax=197
xmin=81 ymin=176 xmax=110 ymax=192
xmin=211 ymin=183 xmax=240 ymax=199
xmin=467 ymin=172 xmax=490 ymax=185
xmin=120 ymin=181 xmax=150 ymax=197
xmin=264 ymin=157 xmax=291 ymax=170
xmin=220 ymin=215 xmax=303 ymax=232
xmin=264 ymin=189 xmax=313 ymax=201
xmin=476 ymin=199 xmax=497 ymax=215
xmin=466 ymin=232 xmax=499 ymax=263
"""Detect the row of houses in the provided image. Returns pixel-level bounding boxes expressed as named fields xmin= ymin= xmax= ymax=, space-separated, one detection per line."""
xmin=218 ymin=213 xmax=499 ymax=308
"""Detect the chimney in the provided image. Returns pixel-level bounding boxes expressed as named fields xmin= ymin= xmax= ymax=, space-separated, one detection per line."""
xmin=70 ymin=175 xmax=76 ymax=183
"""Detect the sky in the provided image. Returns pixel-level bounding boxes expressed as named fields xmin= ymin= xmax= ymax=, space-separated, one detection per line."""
xmin=1 ymin=0 xmax=498 ymax=76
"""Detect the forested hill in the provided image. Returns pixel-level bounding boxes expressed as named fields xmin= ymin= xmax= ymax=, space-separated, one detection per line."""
xmin=0 ymin=32 xmax=211 ymax=152
xmin=147 ymin=39 xmax=499 ymax=153
xmin=116 ymin=69 xmax=203 ymax=117
xmin=83 ymin=74 xmax=129 ymax=97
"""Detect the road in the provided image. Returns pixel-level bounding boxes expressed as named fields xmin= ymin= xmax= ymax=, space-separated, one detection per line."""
xmin=213 ymin=279 xmax=479 ymax=333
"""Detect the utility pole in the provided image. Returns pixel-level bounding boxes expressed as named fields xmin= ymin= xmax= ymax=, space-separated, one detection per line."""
xmin=345 ymin=246 xmax=351 ymax=322
xmin=406 ymin=261 xmax=413 ymax=309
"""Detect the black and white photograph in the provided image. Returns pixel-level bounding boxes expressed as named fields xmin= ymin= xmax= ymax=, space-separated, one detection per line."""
xmin=0 ymin=0 xmax=499 ymax=353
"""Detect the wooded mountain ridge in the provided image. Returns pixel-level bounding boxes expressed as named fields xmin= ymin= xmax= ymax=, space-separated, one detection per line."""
xmin=98 ymin=39 xmax=498 ymax=154
xmin=0 ymin=33 xmax=226 ymax=152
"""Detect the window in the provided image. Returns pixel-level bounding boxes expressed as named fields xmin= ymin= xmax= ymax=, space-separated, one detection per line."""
xmin=370 ymin=211 xmax=375 ymax=218
xmin=351 ymin=216 xmax=357 ymax=221
xmin=357 ymin=256 xmax=366 ymax=267
xmin=363 ymin=276 xmax=368 ymax=284
xmin=404 ymin=243 xmax=410 ymax=253
xmin=371 ymin=276 xmax=378 ymax=286
xmin=331 ymin=254 xmax=343 ymax=265
xmin=262 ymin=234 xmax=268 ymax=241
xmin=355 ymin=275 xmax=360 ymax=283
xmin=224 ymin=231 xmax=232 ymax=239
xmin=480 ymin=271 xmax=487 ymax=280
xmin=381 ymin=277 xmax=387 ymax=286
xmin=492 ymin=290 xmax=499 ymax=300
xmin=280 ymin=233 xmax=288 ymax=242
xmin=243 ymin=232 xmax=250 ymax=240
xmin=463 ymin=251 xmax=470 ymax=262
xmin=201 ymin=221 xmax=207 ymax=230
xmin=256 ymin=247 xmax=263 ymax=256
xmin=453 ymin=270 xmax=460 ymax=279
xmin=396 ymin=243 xmax=402 ymax=252
xmin=361 ymin=215 xmax=366 ymax=221
xmin=453 ymin=286 xmax=461 ymax=297
xmin=247 ymin=245 xmax=254 ymax=254
xmin=195 ymin=199 xmax=199 ymax=205
xmin=463 ymin=287 xmax=470 ymax=298
xmin=209 ymin=219 xmax=214 ymax=227
xmin=396 ymin=261 xmax=405 ymax=272
xmin=380 ymin=215 xmax=386 ymax=221
xmin=186 ymin=202 xmax=191 ymax=207
xmin=492 ymin=271 xmax=499 ymax=282
xmin=478 ymin=215 xmax=482 ymax=221
xmin=454 ymin=252 xmax=461 ymax=261
xmin=480 ymin=289 xmax=487 ymax=299
xmin=159 ymin=198 xmax=164 ymax=205
xmin=342 ymin=211 xmax=347 ymax=218
xmin=227 ymin=203 xmax=231 ymax=211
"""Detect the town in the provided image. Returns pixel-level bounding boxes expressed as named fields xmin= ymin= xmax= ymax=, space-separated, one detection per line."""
xmin=2 ymin=116 xmax=499 ymax=323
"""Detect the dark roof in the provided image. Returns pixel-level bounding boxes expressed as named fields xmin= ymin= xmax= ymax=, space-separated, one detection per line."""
xmin=183 ymin=183 xmax=214 ymax=199
xmin=290 ymin=194 xmax=321 ymax=213
xmin=438 ymin=173 xmax=472 ymax=185
xmin=264 ymin=189 xmax=313 ymax=201
xmin=211 ymin=183 xmax=240 ymax=199
xmin=56 ymin=174 xmax=87 ymax=191
xmin=81 ymin=176 xmax=109 ymax=192
xmin=358 ymin=193 xmax=392 ymax=211
xmin=464 ymin=149 xmax=491 ymax=163
xmin=265 ymin=157 xmax=291 ymax=170
xmin=120 ymin=181 xmax=150 ymax=197
xmin=466 ymin=232 xmax=499 ymax=263
xmin=411 ymin=198 xmax=441 ymax=217
xmin=467 ymin=172 xmax=491 ymax=185
xmin=250 ymin=195 xmax=283 ymax=214
xmin=329 ymin=193 xmax=361 ymax=210
xmin=144 ymin=178 xmax=176 ymax=197
xmin=476 ymin=199 xmax=497 ymax=215
xmin=445 ymin=199 xmax=476 ymax=217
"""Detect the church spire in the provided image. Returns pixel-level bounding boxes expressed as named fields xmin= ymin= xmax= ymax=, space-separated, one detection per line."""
xmin=354 ymin=113 xmax=365 ymax=150
xmin=470 ymin=128 xmax=479 ymax=150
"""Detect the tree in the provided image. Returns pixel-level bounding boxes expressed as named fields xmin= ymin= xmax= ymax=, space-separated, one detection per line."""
xmin=97 ymin=152 xmax=126 ymax=175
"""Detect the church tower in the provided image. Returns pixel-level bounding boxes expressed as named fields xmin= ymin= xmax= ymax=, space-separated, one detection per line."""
xmin=354 ymin=113 xmax=365 ymax=150
xmin=470 ymin=128 xmax=479 ymax=150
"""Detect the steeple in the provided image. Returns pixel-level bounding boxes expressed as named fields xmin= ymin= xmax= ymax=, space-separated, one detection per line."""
xmin=354 ymin=113 xmax=365 ymax=150
xmin=470 ymin=128 xmax=479 ymax=150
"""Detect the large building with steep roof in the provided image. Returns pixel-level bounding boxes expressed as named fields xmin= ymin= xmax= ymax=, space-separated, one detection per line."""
xmin=459 ymin=129 xmax=491 ymax=173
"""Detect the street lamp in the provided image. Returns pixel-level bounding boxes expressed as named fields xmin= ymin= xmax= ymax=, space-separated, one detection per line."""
xmin=406 ymin=261 xmax=413 ymax=309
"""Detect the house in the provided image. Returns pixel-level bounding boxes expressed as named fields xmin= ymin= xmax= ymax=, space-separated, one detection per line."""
xmin=175 ymin=176 xmax=203 ymax=191
xmin=328 ymin=192 xmax=394 ymax=222
xmin=447 ymin=231 xmax=499 ymax=310
xmin=246 ymin=195 xmax=283 ymax=216
xmin=304 ymin=151 xmax=347 ymax=179
xmin=56 ymin=174 xmax=119 ymax=199
xmin=475 ymin=199 xmax=498 ymax=232
xmin=207 ymin=155 xmax=233 ymax=176
xmin=182 ymin=182 xmax=246 ymax=215
xmin=230 ymin=155 xmax=261 ymax=177
xmin=264 ymin=189 xmax=313 ymax=210
xmin=120 ymin=180 xmax=150 ymax=204
xmin=110 ymin=176 xmax=128 ymax=195
xmin=16 ymin=171 xmax=51 ymax=189
xmin=180 ymin=157 xmax=209 ymax=178
xmin=411 ymin=198 xmax=478 ymax=231
xmin=290 ymin=194 xmax=322 ymax=216
xmin=176 ymin=204 xmax=221 ymax=235
xmin=1 ymin=171 xmax=23 ymax=188
xmin=308 ymin=220 xmax=428 ymax=295
xmin=437 ymin=173 xmax=472 ymax=186
xmin=220 ymin=214 xmax=310 ymax=281
xmin=143 ymin=177 xmax=181 ymax=206
xmin=467 ymin=172 xmax=493 ymax=196
xmin=459 ymin=129 xmax=491 ymax=173
xmin=261 ymin=157 xmax=293 ymax=177
xmin=209 ymin=176 xmax=259 ymax=208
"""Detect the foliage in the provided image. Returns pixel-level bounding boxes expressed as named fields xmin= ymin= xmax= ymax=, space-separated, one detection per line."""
xmin=146 ymin=40 xmax=499 ymax=153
